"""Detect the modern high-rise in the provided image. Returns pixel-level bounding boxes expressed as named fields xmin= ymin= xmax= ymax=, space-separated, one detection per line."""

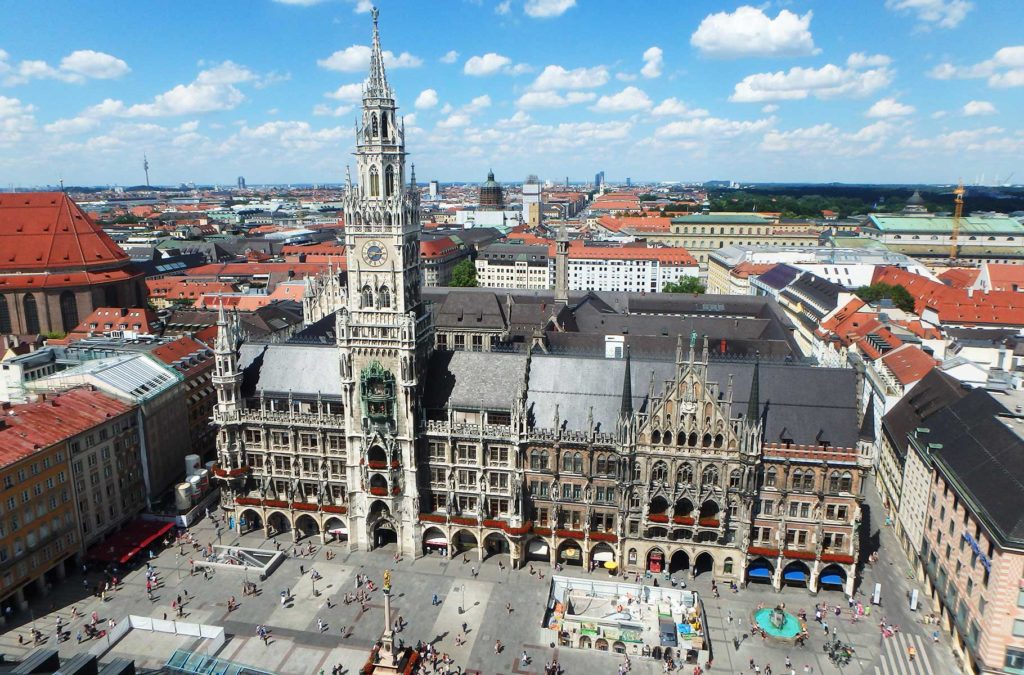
xmin=522 ymin=175 xmax=542 ymax=227
xmin=237 ymin=176 xmax=246 ymax=190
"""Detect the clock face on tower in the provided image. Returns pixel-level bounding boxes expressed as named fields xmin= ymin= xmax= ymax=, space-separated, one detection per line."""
xmin=361 ymin=240 xmax=387 ymax=267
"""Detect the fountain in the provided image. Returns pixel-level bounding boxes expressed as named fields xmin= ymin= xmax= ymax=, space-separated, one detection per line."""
xmin=751 ymin=604 xmax=803 ymax=643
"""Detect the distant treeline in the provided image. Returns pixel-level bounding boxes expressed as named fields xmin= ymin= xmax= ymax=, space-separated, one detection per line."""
xmin=707 ymin=185 xmax=1024 ymax=219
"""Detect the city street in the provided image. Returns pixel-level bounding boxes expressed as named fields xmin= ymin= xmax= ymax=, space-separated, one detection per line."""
xmin=0 ymin=481 xmax=962 ymax=674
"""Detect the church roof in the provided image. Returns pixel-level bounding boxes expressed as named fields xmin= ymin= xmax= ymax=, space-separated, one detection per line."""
xmin=0 ymin=192 xmax=131 ymax=273
xmin=906 ymin=190 xmax=925 ymax=206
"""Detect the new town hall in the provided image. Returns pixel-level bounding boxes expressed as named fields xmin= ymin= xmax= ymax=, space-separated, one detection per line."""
xmin=212 ymin=10 xmax=871 ymax=595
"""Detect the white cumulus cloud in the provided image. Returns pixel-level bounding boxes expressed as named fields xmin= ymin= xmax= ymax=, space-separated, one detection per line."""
xmin=530 ymin=65 xmax=608 ymax=91
xmin=464 ymin=53 xmax=511 ymax=76
xmin=312 ymin=103 xmax=353 ymax=117
xmin=437 ymin=112 xmax=471 ymax=129
xmin=641 ymin=47 xmax=663 ymax=79
xmin=465 ymin=95 xmax=492 ymax=113
xmin=929 ymin=46 xmax=1024 ymax=88
xmin=866 ymin=97 xmax=915 ymax=118
xmin=326 ymin=83 xmax=364 ymax=102
xmin=730 ymin=58 xmax=893 ymax=102
xmin=691 ymin=6 xmax=817 ymax=58
xmin=651 ymin=98 xmax=709 ymax=118
xmin=415 ymin=89 xmax=439 ymax=109
xmin=516 ymin=91 xmax=596 ymax=109
xmin=656 ymin=116 xmax=773 ymax=139
xmin=885 ymin=0 xmax=972 ymax=29
xmin=317 ymin=45 xmax=422 ymax=72
xmin=440 ymin=50 xmax=459 ymax=64
xmin=591 ymin=86 xmax=652 ymax=112
xmin=496 ymin=1 xmax=511 ymax=15
xmin=2 ymin=49 xmax=129 ymax=85
xmin=962 ymin=100 xmax=997 ymax=116
xmin=524 ymin=0 xmax=576 ymax=18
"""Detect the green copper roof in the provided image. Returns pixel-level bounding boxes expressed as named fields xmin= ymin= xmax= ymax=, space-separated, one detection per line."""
xmin=867 ymin=215 xmax=1024 ymax=234
xmin=670 ymin=213 xmax=771 ymax=225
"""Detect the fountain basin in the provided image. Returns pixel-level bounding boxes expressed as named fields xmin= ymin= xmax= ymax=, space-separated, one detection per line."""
xmin=752 ymin=607 xmax=802 ymax=642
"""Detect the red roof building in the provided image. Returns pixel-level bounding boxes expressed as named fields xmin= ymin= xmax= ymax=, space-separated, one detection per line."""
xmin=54 ymin=306 xmax=161 ymax=344
xmin=873 ymin=266 xmax=1024 ymax=328
xmin=879 ymin=344 xmax=936 ymax=388
xmin=0 ymin=192 xmax=145 ymax=337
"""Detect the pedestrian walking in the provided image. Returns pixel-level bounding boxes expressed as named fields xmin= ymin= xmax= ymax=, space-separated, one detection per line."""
xmin=521 ymin=650 xmax=529 ymax=667
xmin=432 ymin=592 xmax=439 ymax=606
xmin=318 ymin=617 xmax=324 ymax=633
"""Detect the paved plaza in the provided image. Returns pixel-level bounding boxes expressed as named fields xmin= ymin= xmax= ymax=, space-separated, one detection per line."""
xmin=0 ymin=484 xmax=963 ymax=674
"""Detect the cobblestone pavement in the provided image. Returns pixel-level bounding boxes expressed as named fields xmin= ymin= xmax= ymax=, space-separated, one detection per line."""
xmin=0 ymin=481 xmax=962 ymax=674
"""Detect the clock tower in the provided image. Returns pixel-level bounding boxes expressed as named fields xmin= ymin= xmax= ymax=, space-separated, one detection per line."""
xmin=338 ymin=7 xmax=430 ymax=555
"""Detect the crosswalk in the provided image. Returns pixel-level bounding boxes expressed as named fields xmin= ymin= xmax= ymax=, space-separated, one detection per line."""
xmin=874 ymin=631 xmax=944 ymax=675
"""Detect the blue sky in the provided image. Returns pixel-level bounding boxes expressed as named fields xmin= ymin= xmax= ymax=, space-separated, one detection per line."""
xmin=1 ymin=0 xmax=1022 ymax=186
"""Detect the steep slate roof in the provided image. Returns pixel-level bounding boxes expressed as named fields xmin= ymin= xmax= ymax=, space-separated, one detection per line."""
xmin=928 ymin=390 xmax=1024 ymax=545
xmin=755 ymin=264 xmax=801 ymax=291
xmin=0 ymin=192 xmax=130 ymax=272
xmin=515 ymin=355 xmax=857 ymax=447
xmin=881 ymin=368 xmax=965 ymax=460
xmin=433 ymin=291 xmax=507 ymax=331
xmin=239 ymin=343 xmax=342 ymax=398
xmin=423 ymin=351 xmax=527 ymax=411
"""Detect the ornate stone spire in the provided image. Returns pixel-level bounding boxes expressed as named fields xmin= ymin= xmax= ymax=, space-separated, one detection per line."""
xmin=365 ymin=7 xmax=392 ymax=100
xmin=746 ymin=359 xmax=760 ymax=425
xmin=620 ymin=346 xmax=633 ymax=418
xmin=858 ymin=392 xmax=875 ymax=442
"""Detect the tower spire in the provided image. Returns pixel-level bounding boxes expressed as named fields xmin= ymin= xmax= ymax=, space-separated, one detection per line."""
xmin=365 ymin=6 xmax=392 ymax=99
xmin=620 ymin=346 xmax=633 ymax=418
xmin=746 ymin=359 xmax=760 ymax=425
xmin=859 ymin=392 xmax=876 ymax=442
xmin=554 ymin=218 xmax=569 ymax=305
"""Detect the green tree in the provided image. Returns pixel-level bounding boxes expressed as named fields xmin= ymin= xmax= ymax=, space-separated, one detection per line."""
xmin=449 ymin=258 xmax=478 ymax=287
xmin=663 ymin=276 xmax=706 ymax=294
xmin=855 ymin=282 xmax=915 ymax=312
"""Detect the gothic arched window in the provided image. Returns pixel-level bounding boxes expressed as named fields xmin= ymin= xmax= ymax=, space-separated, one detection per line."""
xmin=22 ymin=294 xmax=40 ymax=334
xmin=791 ymin=469 xmax=803 ymax=490
xmin=378 ymin=286 xmax=391 ymax=309
xmin=573 ymin=453 xmax=583 ymax=474
xmin=677 ymin=463 xmax=693 ymax=485
xmin=361 ymin=285 xmax=373 ymax=308
xmin=765 ymin=467 xmax=777 ymax=487
xmin=380 ymin=112 xmax=389 ymax=139
xmin=839 ymin=471 xmax=853 ymax=493
xmin=562 ymin=453 xmax=572 ymax=472
xmin=371 ymin=113 xmax=379 ymax=137
xmin=384 ymin=165 xmax=395 ymax=197
xmin=729 ymin=469 xmax=742 ymax=488
xmin=701 ymin=466 xmax=718 ymax=486
xmin=829 ymin=471 xmax=840 ymax=493
xmin=651 ymin=461 xmax=668 ymax=483
xmin=59 ymin=291 xmax=78 ymax=332
xmin=369 ymin=167 xmax=380 ymax=197
xmin=0 ymin=296 xmax=10 ymax=334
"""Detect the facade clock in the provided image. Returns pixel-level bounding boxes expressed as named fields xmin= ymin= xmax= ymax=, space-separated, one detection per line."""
xmin=361 ymin=240 xmax=387 ymax=266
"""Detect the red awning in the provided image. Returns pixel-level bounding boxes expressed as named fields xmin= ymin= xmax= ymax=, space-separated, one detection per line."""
xmin=87 ymin=519 xmax=175 ymax=564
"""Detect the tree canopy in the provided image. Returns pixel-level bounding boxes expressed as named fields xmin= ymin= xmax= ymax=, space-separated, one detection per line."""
xmin=449 ymin=258 xmax=478 ymax=287
xmin=663 ymin=276 xmax=706 ymax=294
xmin=855 ymin=282 xmax=915 ymax=313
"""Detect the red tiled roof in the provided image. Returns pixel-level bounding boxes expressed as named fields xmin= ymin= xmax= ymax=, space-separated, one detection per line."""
xmin=150 ymin=335 xmax=213 ymax=376
xmin=0 ymin=192 xmax=130 ymax=272
xmin=557 ymin=240 xmax=697 ymax=265
xmin=0 ymin=267 xmax=140 ymax=291
xmin=595 ymin=216 xmax=673 ymax=233
xmin=937 ymin=267 xmax=980 ymax=290
xmin=185 ymin=262 xmax=329 ymax=278
xmin=880 ymin=344 xmax=936 ymax=386
xmin=147 ymin=278 xmax=236 ymax=299
xmin=420 ymin=237 xmax=462 ymax=257
xmin=0 ymin=388 xmax=133 ymax=466
xmin=66 ymin=307 xmax=159 ymax=339
xmin=873 ymin=266 xmax=1024 ymax=326
xmin=982 ymin=263 xmax=1024 ymax=292
xmin=730 ymin=262 xmax=777 ymax=279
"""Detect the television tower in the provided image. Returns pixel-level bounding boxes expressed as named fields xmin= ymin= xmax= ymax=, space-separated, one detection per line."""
xmin=143 ymin=154 xmax=150 ymax=187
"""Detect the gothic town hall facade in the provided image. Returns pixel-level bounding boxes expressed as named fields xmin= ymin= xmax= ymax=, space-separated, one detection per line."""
xmin=212 ymin=10 xmax=870 ymax=596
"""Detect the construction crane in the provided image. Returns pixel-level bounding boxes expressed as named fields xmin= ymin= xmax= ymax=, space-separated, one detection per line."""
xmin=949 ymin=180 xmax=965 ymax=261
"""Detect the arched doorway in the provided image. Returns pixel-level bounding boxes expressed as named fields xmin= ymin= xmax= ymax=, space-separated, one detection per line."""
xmin=647 ymin=547 xmax=665 ymax=573
xmin=59 ymin=291 xmax=78 ymax=333
xmin=579 ymin=635 xmax=591 ymax=649
xmin=526 ymin=537 xmax=550 ymax=562
xmin=818 ymin=564 xmax=847 ymax=590
xmin=674 ymin=498 xmax=693 ymax=521
xmin=324 ymin=517 xmax=348 ymax=544
xmin=267 ymin=511 xmax=290 ymax=536
xmin=591 ymin=543 xmax=615 ymax=571
xmin=295 ymin=514 xmax=320 ymax=540
xmin=698 ymin=500 xmax=720 ymax=522
xmin=782 ymin=560 xmax=810 ymax=587
xmin=746 ymin=557 xmax=773 ymax=584
xmin=373 ymin=520 xmax=398 ymax=549
xmin=613 ymin=641 xmax=626 ymax=654
xmin=483 ymin=532 xmax=510 ymax=562
xmin=238 ymin=509 xmax=262 ymax=534
xmin=595 ymin=638 xmax=608 ymax=651
xmin=693 ymin=551 xmax=714 ymax=577
xmin=649 ymin=495 xmax=669 ymax=517
xmin=452 ymin=529 xmax=478 ymax=555
xmin=669 ymin=550 xmax=690 ymax=575
xmin=422 ymin=526 xmax=448 ymax=556
xmin=557 ymin=540 xmax=583 ymax=566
